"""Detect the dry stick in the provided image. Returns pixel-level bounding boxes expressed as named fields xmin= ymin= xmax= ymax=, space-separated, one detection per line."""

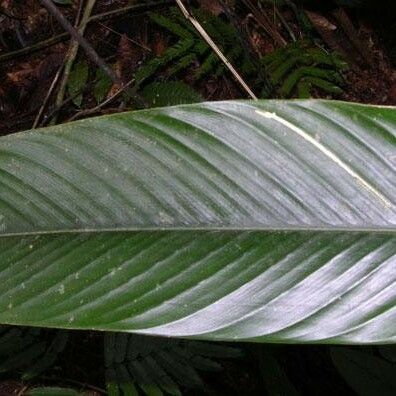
xmin=52 ymin=0 xmax=99 ymax=123
xmin=174 ymin=0 xmax=257 ymax=100
xmin=68 ymin=79 xmax=135 ymax=122
xmin=97 ymin=22 xmax=152 ymax=52
xmin=39 ymin=0 xmax=118 ymax=84
xmin=32 ymin=1 xmax=85 ymax=129
xmin=32 ymin=65 xmax=63 ymax=128
xmin=274 ymin=7 xmax=296 ymax=42
xmin=0 ymin=33 xmax=69 ymax=63
xmin=244 ymin=0 xmax=287 ymax=47
xmin=42 ymin=78 xmax=100 ymax=125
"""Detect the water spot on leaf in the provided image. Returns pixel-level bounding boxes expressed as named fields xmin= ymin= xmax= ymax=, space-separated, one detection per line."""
xmin=159 ymin=211 xmax=174 ymax=224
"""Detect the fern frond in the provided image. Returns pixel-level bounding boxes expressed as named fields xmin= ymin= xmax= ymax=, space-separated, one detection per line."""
xmin=261 ymin=40 xmax=347 ymax=98
xmin=148 ymin=13 xmax=193 ymax=40
xmin=134 ymin=39 xmax=194 ymax=85
xmin=22 ymin=331 xmax=69 ymax=380
xmin=305 ymin=76 xmax=344 ymax=94
xmin=192 ymin=40 xmax=210 ymax=56
xmin=195 ymin=52 xmax=218 ymax=80
xmin=104 ymin=334 xmax=241 ymax=396
xmin=281 ymin=66 xmax=343 ymax=96
xmin=214 ymin=46 xmax=243 ymax=78
xmin=0 ymin=326 xmax=68 ymax=378
xmin=270 ymin=56 xmax=303 ymax=84
xmin=138 ymin=7 xmax=260 ymax=88
xmin=297 ymin=80 xmax=312 ymax=98
xmin=167 ymin=54 xmax=196 ymax=76
xmin=307 ymin=48 xmax=349 ymax=69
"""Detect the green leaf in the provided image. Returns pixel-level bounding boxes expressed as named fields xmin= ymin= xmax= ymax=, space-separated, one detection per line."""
xmin=0 ymin=326 xmax=67 ymax=378
xmin=67 ymin=62 xmax=89 ymax=107
xmin=0 ymin=100 xmax=395 ymax=343
xmin=93 ymin=68 xmax=113 ymax=105
xmin=331 ymin=347 xmax=396 ymax=395
xmin=52 ymin=0 xmax=73 ymax=5
xmin=27 ymin=387 xmax=83 ymax=396
xmin=104 ymin=333 xmax=239 ymax=395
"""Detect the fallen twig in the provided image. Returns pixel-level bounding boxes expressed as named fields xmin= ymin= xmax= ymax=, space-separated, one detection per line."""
xmin=32 ymin=64 xmax=63 ymax=129
xmin=0 ymin=33 xmax=69 ymax=63
xmin=68 ymin=79 xmax=135 ymax=122
xmin=52 ymin=0 xmax=97 ymax=123
xmin=174 ymin=0 xmax=257 ymax=100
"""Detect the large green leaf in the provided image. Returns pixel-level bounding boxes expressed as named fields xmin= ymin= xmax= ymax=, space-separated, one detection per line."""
xmin=0 ymin=100 xmax=395 ymax=343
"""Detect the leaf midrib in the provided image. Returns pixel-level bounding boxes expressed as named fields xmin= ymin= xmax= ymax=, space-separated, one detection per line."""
xmin=1 ymin=225 xmax=396 ymax=238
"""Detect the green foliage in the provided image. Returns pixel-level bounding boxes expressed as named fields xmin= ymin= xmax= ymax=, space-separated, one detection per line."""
xmin=134 ymin=8 xmax=256 ymax=86
xmin=52 ymin=0 xmax=73 ymax=5
xmin=0 ymin=100 xmax=395 ymax=343
xmin=67 ymin=61 xmax=89 ymax=107
xmin=331 ymin=348 xmax=396 ymax=396
xmin=261 ymin=40 xmax=348 ymax=98
xmin=27 ymin=387 xmax=87 ymax=396
xmin=141 ymin=81 xmax=203 ymax=108
xmin=104 ymin=333 xmax=241 ymax=395
xmin=94 ymin=68 xmax=113 ymax=105
xmin=0 ymin=326 xmax=68 ymax=379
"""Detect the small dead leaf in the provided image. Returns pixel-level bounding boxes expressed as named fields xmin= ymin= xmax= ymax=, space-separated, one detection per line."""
xmin=152 ymin=32 xmax=167 ymax=57
xmin=108 ymin=34 xmax=142 ymax=97
xmin=306 ymin=11 xmax=337 ymax=31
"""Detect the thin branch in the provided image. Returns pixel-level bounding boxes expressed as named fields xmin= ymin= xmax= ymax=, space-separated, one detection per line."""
xmin=244 ymin=0 xmax=287 ymax=46
xmin=68 ymin=79 xmax=135 ymax=122
xmin=32 ymin=64 xmax=63 ymax=128
xmin=97 ymin=22 xmax=151 ymax=52
xmin=39 ymin=0 xmax=119 ymax=83
xmin=41 ymin=78 xmax=99 ymax=125
xmin=0 ymin=33 xmax=69 ymax=63
xmin=274 ymin=7 xmax=296 ymax=42
xmin=174 ymin=0 xmax=257 ymax=100
xmin=53 ymin=0 xmax=97 ymax=120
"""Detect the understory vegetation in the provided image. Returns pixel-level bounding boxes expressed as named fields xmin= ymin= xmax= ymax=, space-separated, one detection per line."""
xmin=0 ymin=0 xmax=395 ymax=395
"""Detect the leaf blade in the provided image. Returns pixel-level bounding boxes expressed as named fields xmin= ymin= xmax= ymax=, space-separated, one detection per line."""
xmin=0 ymin=100 xmax=395 ymax=343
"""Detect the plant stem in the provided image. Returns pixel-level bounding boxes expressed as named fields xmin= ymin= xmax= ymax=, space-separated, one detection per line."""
xmin=39 ymin=0 xmax=118 ymax=84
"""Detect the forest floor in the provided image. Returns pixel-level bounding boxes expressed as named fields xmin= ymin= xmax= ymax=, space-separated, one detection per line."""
xmin=1 ymin=0 xmax=396 ymax=135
